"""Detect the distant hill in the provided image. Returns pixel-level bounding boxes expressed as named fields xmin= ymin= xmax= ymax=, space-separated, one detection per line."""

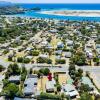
xmin=0 ymin=1 xmax=12 ymax=6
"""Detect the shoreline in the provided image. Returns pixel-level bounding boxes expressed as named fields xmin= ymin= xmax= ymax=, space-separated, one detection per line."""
xmin=39 ymin=10 xmax=100 ymax=17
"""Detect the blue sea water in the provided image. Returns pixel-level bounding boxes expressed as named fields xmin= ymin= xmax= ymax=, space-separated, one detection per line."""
xmin=15 ymin=4 xmax=100 ymax=21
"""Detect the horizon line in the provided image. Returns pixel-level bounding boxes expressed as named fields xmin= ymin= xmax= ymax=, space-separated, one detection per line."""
xmin=11 ymin=2 xmax=100 ymax=4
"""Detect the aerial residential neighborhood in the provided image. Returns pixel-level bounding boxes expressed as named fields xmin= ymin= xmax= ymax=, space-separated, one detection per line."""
xmin=0 ymin=16 xmax=99 ymax=100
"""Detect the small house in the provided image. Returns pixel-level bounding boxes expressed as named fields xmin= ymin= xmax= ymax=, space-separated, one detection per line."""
xmin=81 ymin=77 xmax=94 ymax=90
xmin=55 ymin=50 xmax=62 ymax=55
xmin=66 ymin=40 xmax=74 ymax=46
xmin=45 ymin=80 xmax=56 ymax=92
xmin=39 ymin=54 xmax=48 ymax=59
xmin=63 ymin=52 xmax=72 ymax=58
xmin=41 ymin=41 xmax=48 ymax=47
xmin=57 ymin=42 xmax=64 ymax=48
xmin=9 ymin=76 xmax=20 ymax=84
xmin=23 ymin=74 xmax=38 ymax=96
xmin=61 ymin=84 xmax=79 ymax=98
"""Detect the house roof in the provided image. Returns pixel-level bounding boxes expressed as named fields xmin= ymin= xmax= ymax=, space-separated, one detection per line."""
xmin=24 ymin=77 xmax=38 ymax=86
xmin=39 ymin=54 xmax=48 ymax=58
xmin=14 ymin=97 xmax=36 ymax=100
xmin=81 ymin=77 xmax=94 ymax=88
xmin=62 ymin=84 xmax=78 ymax=97
xmin=64 ymin=52 xmax=72 ymax=57
xmin=55 ymin=50 xmax=62 ymax=55
xmin=9 ymin=76 xmax=20 ymax=81
xmin=66 ymin=40 xmax=73 ymax=45
xmin=96 ymin=44 xmax=100 ymax=49
xmin=67 ymin=79 xmax=74 ymax=85
xmin=49 ymin=29 xmax=58 ymax=33
xmin=46 ymin=80 xmax=55 ymax=90
xmin=62 ymin=84 xmax=76 ymax=92
xmin=24 ymin=76 xmax=38 ymax=94
xmin=24 ymin=86 xmax=36 ymax=94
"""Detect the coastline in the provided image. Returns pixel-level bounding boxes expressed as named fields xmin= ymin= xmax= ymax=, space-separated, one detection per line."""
xmin=39 ymin=10 xmax=100 ymax=17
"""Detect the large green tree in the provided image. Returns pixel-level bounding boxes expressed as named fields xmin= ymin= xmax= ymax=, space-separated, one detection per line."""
xmin=80 ymin=92 xmax=93 ymax=100
xmin=3 ymin=83 xmax=19 ymax=98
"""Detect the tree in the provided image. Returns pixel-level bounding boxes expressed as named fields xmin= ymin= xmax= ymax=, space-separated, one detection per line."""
xmin=3 ymin=83 xmax=19 ymax=98
xmin=30 ymin=50 xmax=39 ymax=56
xmin=80 ymin=92 xmax=93 ymax=100
xmin=72 ymin=52 xmax=86 ymax=66
xmin=77 ymin=68 xmax=83 ymax=78
xmin=21 ymin=73 xmax=26 ymax=82
xmin=21 ymin=66 xmax=27 ymax=81
xmin=3 ymin=49 xmax=9 ymax=54
xmin=38 ymin=68 xmax=50 ymax=76
xmin=37 ymin=57 xmax=45 ymax=63
xmin=57 ymin=84 xmax=61 ymax=92
xmin=7 ymin=63 xmax=20 ymax=76
xmin=3 ymin=79 xmax=9 ymax=87
xmin=32 ymin=27 xmax=37 ymax=33
xmin=17 ymin=57 xmax=23 ymax=63
xmin=23 ymin=58 xmax=30 ymax=63
xmin=80 ymin=84 xmax=91 ymax=93
xmin=8 ymin=55 xmax=13 ymax=61
xmin=47 ymin=36 xmax=52 ymax=43
xmin=37 ymin=57 xmax=52 ymax=64
xmin=56 ymin=59 xmax=66 ymax=64
xmin=37 ymin=92 xmax=61 ymax=100
xmin=93 ymin=57 xmax=100 ymax=65
xmin=0 ymin=65 xmax=5 ymax=72
xmin=43 ymin=68 xmax=50 ymax=76
xmin=29 ymin=68 xmax=33 ymax=74
xmin=61 ymin=93 xmax=66 ymax=100
xmin=46 ymin=59 xmax=52 ymax=64
xmin=68 ymin=64 xmax=76 ymax=78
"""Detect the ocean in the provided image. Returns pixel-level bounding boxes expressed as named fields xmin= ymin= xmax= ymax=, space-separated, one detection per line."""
xmin=15 ymin=4 xmax=100 ymax=21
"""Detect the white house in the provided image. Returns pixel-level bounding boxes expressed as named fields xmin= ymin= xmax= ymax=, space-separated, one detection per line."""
xmin=57 ymin=42 xmax=64 ymax=48
xmin=39 ymin=54 xmax=48 ymax=59
xmin=24 ymin=74 xmax=38 ymax=96
xmin=9 ymin=76 xmax=20 ymax=84
xmin=45 ymin=79 xmax=56 ymax=92
xmin=66 ymin=40 xmax=74 ymax=46
xmin=61 ymin=84 xmax=79 ymax=98
xmin=41 ymin=41 xmax=48 ymax=47
xmin=86 ymin=51 xmax=93 ymax=59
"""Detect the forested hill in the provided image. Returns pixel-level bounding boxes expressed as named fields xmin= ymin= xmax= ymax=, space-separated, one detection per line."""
xmin=0 ymin=5 xmax=25 ymax=15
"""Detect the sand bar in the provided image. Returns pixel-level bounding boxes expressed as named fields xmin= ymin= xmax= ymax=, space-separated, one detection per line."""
xmin=40 ymin=10 xmax=100 ymax=17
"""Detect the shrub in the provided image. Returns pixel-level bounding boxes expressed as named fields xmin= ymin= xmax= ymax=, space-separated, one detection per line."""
xmin=37 ymin=92 xmax=61 ymax=100
xmin=37 ymin=57 xmax=52 ymax=64
xmin=37 ymin=57 xmax=45 ymax=63
xmin=39 ymin=68 xmax=50 ymax=76
xmin=7 ymin=63 xmax=20 ymax=76
xmin=3 ymin=49 xmax=9 ymax=54
xmin=23 ymin=58 xmax=30 ymax=63
xmin=8 ymin=56 xmax=12 ymax=61
xmin=56 ymin=84 xmax=61 ymax=92
xmin=30 ymin=50 xmax=39 ymax=56
xmin=46 ymin=59 xmax=52 ymax=64
xmin=3 ymin=83 xmax=19 ymax=98
xmin=56 ymin=59 xmax=66 ymax=64
xmin=0 ymin=65 xmax=5 ymax=72
xmin=17 ymin=57 xmax=23 ymax=63
xmin=43 ymin=68 xmax=50 ymax=76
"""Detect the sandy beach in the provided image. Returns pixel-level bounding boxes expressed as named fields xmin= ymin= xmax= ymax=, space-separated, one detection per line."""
xmin=40 ymin=10 xmax=100 ymax=17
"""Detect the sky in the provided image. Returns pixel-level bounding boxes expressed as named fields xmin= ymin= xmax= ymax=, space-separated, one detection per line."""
xmin=0 ymin=0 xmax=100 ymax=3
